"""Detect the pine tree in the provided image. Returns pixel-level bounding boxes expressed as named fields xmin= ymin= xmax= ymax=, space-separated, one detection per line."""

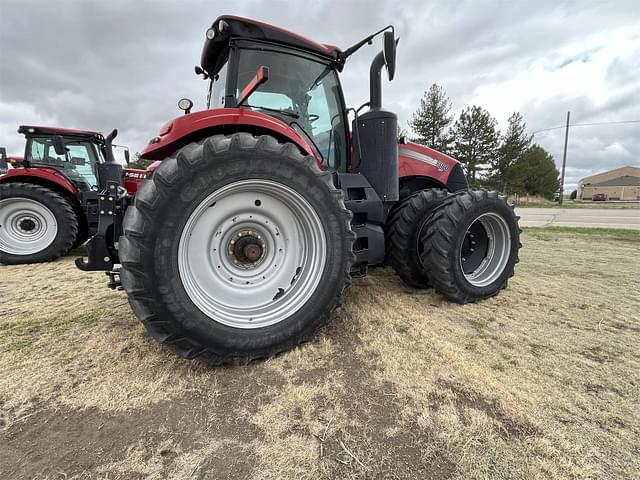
xmin=409 ymin=83 xmax=452 ymax=153
xmin=450 ymin=106 xmax=500 ymax=186
xmin=490 ymin=112 xmax=532 ymax=193
xmin=510 ymin=144 xmax=560 ymax=199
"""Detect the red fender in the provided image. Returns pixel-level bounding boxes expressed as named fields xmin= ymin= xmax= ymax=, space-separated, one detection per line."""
xmin=0 ymin=167 xmax=79 ymax=196
xmin=141 ymin=108 xmax=317 ymax=162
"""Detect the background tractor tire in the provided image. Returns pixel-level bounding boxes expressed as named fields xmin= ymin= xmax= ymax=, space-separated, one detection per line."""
xmin=119 ymin=133 xmax=355 ymax=365
xmin=0 ymin=182 xmax=78 ymax=264
xmin=420 ymin=190 xmax=520 ymax=303
xmin=386 ymin=188 xmax=449 ymax=288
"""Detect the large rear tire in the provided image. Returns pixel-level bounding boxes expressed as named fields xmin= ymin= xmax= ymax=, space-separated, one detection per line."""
xmin=119 ymin=133 xmax=355 ymax=365
xmin=386 ymin=188 xmax=449 ymax=288
xmin=0 ymin=182 xmax=78 ymax=264
xmin=420 ymin=190 xmax=520 ymax=303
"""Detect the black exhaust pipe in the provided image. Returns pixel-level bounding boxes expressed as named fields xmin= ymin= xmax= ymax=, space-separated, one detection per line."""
xmin=369 ymin=51 xmax=385 ymax=110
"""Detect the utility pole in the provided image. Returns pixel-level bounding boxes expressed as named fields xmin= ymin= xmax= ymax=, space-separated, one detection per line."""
xmin=558 ymin=111 xmax=570 ymax=205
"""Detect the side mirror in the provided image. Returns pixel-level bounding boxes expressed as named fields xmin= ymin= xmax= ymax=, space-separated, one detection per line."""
xmin=52 ymin=135 xmax=67 ymax=156
xmin=383 ymin=31 xmax=397 ymax=81
xmin=124 ymin=149 xmax=130 ymax=165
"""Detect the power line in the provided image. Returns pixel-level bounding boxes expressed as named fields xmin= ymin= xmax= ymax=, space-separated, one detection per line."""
xmin=532 ymin=119 xmax=640 ymax=135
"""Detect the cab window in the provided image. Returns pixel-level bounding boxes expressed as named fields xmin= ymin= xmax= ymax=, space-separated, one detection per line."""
xmin=27 ymin=137 xmax=98 ymax=190
xmin=235 ymin=48 xmax=348 ymax=171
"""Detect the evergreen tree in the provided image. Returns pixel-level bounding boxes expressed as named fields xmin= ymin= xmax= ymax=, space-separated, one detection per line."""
xmin=450 ymin=106 xmax=500 ymax=186
xmin=491 ymin=112 xmax=532 ymax=193
xmin=510 ymin=144 xmax=560 ymax=199
xmin=128 ymin=152 xmax=153 ymax=170
xmin=409 ymin=83 xmax=452 ymax=153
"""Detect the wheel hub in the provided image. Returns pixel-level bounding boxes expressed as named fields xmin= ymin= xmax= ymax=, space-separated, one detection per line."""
xmin=228 ymin=229 xmax=266 ymax=268
xmin=18 ymin=217 xmax=38 ymax=232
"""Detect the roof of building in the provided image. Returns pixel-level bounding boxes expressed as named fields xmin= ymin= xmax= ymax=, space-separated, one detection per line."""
xmin=590 ymin=175 xmax=640 ymax=188
xmin=579 ymin=165 xmax=640 ymax=185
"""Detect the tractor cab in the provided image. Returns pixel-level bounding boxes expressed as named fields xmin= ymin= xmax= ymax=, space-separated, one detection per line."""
xmin=189 ymin=15 xmax=401 ymax=208
xmin=18 ymin=126 xmax=109 ymax=192
xmin=197 ymin=16 xmax=351 ymax=171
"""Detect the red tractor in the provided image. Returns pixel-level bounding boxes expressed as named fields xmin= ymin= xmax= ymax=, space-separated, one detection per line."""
xmin=0 ymin=126 xmax=149 ymax=264
xmin=72 ymin=16 xmax=519 ymax=364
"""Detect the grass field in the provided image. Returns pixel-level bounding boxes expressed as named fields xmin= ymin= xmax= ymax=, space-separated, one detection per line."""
xmin=1 ymin=228 xmax=639 ymax=479
xmin=514 ymin=200 xmax=640 ymax=209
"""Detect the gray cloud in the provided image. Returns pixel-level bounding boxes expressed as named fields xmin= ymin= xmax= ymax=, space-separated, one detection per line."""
xmin=1 ymin=0 xmax=638 ymax=190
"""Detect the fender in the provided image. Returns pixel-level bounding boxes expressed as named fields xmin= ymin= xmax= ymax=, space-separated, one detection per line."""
xmin=0 ymin=167 xmax=79 ymax=196
xmin=398 ymin=141 xmax=468 ymax=192
xmin=141 ymin=108 xmax=317 ymax=162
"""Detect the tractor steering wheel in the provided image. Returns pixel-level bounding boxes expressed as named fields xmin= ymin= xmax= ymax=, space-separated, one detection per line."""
xmin=308 ymin=114 xmax=320 ymax=123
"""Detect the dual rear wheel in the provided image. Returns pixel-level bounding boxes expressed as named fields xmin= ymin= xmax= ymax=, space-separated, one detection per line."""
xmin=387 ymin=189 xmax=520 ymax=304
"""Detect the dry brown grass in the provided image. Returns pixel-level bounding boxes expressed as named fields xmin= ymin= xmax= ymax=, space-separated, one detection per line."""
xmin=1 ymin=231 xmax=639 ymax=480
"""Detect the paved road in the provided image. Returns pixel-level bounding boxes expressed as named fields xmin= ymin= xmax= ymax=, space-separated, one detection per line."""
xmin=515 ymin=208 xmax=640 ymax=229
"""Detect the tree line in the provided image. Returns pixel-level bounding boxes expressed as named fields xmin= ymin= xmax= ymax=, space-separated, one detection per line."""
xmin=409 ymin=83 xmax=560 ymax=198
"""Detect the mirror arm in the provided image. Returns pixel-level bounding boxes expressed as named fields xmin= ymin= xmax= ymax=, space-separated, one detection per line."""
xmin=340 ymin=25 xmax=394 ymax=62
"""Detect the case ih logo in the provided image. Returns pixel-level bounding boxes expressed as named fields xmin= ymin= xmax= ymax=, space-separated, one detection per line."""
xmin=399 ymin=147 xmax=450 ymax=172
xmin=125 ymin=171 xmax=148 ymax=179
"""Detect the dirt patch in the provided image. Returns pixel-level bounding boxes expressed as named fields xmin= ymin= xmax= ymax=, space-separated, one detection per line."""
xmin=433 ymin=380 xmax=540 ymax=439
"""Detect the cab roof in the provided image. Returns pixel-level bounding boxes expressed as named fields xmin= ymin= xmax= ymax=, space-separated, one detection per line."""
xmin=18 ymin=125 xmax=104 ymax=141
xmin=201 ymin=15 xmax=341 ymax=75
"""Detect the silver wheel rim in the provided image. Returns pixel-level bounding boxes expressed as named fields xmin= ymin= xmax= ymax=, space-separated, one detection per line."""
xmin=0 ymin=197 xmax=58 ymax=255
xmin=461 ymin=212 xmax=511 ymax=287
xmin=178 ymin=179 xmax=327 ymax=329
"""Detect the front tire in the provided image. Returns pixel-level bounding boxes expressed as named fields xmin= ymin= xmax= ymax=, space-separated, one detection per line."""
xmin=420 ymin=190 xmax=520 ymax=303
xmin=0 ymin=182 xmax=78 ymax=264
xmin=119 ymin=133 xmax=355 ymax=365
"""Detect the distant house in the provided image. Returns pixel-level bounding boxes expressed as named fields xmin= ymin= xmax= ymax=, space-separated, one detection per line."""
xmin=577 ymin=166 xmax=640 ymax=201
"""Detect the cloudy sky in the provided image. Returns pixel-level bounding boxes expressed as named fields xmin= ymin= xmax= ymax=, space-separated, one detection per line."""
xmin=1 ymin=0 xmax=638 ymax=189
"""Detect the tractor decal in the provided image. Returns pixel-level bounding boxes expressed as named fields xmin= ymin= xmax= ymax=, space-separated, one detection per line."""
xmin=399 ymin=147 xmax=450 ymax=172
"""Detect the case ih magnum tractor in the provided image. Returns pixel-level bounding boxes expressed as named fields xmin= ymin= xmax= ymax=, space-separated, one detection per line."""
xmin=0 ymin=126 xmax=147 ymax=264
xmin=77 ymin=16 xmax=518 ymax=365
